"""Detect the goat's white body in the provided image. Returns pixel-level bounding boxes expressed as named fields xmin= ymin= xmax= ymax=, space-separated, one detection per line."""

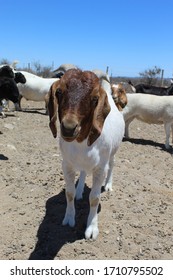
xmin=17 ymin=70 xmax=39 ymax=79
xmin=59 ymin=80 xmax=125 ymax=239
xmin=17 ymin=71 xmax=58 ymax=102
xmin=123 ymin=93 xmax=173 ymax=148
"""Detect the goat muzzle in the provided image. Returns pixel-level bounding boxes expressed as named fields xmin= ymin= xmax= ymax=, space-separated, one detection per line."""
xmin=60 ymin=119 xmax=81 ymax=141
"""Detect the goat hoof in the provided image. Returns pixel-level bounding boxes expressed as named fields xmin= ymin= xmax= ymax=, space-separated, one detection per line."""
xmin=165 ymin=144 xmax=170 ymax=149
xmin=104 ymin=182 xmax=113 ymax=191
xmin=85 ymin=225 xmax=99 ymax=240
xmin=62 ymin=215 xmax=75 ymax=227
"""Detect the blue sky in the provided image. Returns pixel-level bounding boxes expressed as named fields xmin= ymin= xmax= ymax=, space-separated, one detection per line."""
xmin=1 ymin=0 xmax=173 ymax=77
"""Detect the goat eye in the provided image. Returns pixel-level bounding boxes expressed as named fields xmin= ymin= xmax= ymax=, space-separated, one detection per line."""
xmin=91 ymin=96 xmax=99 ymax=106
xmin=56 ymin=88 xmax=63 ymax=102
xmin=56 ymin=88 xmax=62 ymax=96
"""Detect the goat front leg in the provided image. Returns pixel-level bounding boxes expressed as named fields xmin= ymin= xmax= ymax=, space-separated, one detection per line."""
xmin=85 ymin=168 xmax=106 ymax=240
xmin=62 ymin=161 xmax=76 ymax=227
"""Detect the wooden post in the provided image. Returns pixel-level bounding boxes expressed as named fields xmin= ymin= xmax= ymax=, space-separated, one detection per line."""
xmin=161 ymin=69 xmax=164 ymax=86
xmin=110 ymin=72 xmax=112 ymax=83
xmin=106 ymin=66 xmax=109 ymax=74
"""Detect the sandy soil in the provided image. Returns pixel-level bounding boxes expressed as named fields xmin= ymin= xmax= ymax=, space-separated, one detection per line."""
xmin=0 ymin=100 xmax=173 ymax=260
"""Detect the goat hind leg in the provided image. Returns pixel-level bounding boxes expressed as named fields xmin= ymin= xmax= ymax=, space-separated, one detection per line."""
xmin=124 ymin=117 xmax=134 ymax=138
xmin=104 ymin=156 xmax=114 ymax=191
xmin=76 ymin=171 xmax=86 ymax=200
xmin=164 ymin=122 xmax=171 ymax=149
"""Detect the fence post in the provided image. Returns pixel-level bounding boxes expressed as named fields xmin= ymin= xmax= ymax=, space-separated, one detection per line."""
xmin=106 ymin=66 xmax=109 ymax=74
xmin=161 ymin=69 xmax=164 ymax=86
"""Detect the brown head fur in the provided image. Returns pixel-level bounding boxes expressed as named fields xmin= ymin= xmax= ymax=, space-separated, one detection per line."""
xmin=47 ymin=69 xmax=111 ymax=146
xmin=111 ymin=83 xmax=127 ymax=111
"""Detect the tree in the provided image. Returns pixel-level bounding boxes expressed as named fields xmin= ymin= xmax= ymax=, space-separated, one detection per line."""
xmin=139 ymin=66 xmax=162 ymax=85
xmin=32 ymin=61 xmax=52 ymax=77
xmin=0 ymin=58 xmax=10 ymax=65
xmin=0 ymin=58 xmax=54 ymax=77
xmin=33 ymin=61 xmax=42 ymax=75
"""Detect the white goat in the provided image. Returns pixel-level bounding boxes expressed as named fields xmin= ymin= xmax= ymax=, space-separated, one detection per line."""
xmin=47 ymin=69 xmax=125 ymax=239
xmin=17 ymin=70 xmax=40 ymax=79
xmin=16 ymin=71 xmax=59 ymax=109
xmin=53 ymin=63 xmax=77 ymax=73
xmin=123 ymin=93 xmax=173 ymax=149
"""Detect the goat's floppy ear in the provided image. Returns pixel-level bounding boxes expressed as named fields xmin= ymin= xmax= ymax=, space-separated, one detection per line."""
xmin=88 ymin=87 xmax=111 ymax=146
xmin=47 ymin=81 xmax=59 ymax=138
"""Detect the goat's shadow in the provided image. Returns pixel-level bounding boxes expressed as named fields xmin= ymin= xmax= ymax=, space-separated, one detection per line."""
xmin=0 ymin=113 xmax=16 ymax=118
xmin=0 ymin=154 xmax=9 ymax=160
xmin=29 ymin=184 xmax=101 ymax=260
xmin=123 ymin=137 xmax=173 ymax=154
xmin=21 ymin=108 xmax=46 ymax=116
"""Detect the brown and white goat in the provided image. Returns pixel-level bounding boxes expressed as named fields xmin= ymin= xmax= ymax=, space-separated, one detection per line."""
xmin=47 ymin=69 xmax=125 ymax=239
xmin=111 ymin=83 xmax=128 ymax=111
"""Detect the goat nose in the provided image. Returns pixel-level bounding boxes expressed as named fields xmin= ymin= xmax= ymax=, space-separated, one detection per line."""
xmin=61 ymin=120 xmax=79 ymax=138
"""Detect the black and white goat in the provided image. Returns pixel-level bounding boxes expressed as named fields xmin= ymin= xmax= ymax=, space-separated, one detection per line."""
xmin=128 ymin=80 xmax=173 ymax=96
xmin=0 ymin=66 xmax=26 ymax=114
xmin=0 ymin=77 xmax=20 ymax=117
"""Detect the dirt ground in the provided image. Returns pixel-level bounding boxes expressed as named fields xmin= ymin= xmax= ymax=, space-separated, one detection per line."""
xmin=0 ymin=100 xmax=173 ymax=260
